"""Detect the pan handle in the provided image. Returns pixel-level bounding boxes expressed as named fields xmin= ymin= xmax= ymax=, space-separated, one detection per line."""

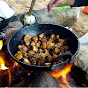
xmin=49 ymin=52 xmax=73 ymax=69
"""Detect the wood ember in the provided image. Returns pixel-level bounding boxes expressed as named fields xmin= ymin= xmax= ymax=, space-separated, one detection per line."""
xmin=15 ymin=71 xmax=58 ymax=87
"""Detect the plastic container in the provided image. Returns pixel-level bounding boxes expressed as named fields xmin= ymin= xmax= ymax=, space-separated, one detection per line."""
xmin=57 ymin=4 xmax=69 ymax=7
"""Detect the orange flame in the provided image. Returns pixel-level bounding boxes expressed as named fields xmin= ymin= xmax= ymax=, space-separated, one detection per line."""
xmin=8 ymin=70 xmax=11 ymax=87
xmin=13 ymin=62 xmax=19 ymax=68
xmin=0 ymin=56 xmax=12 ymax=86
xmin=0 ymin=56 xmax=9 ymax=70
xmin=0 ymin=40 xmax=3 ymax=50
xmin=50 ymin=63 xmax=74 ymax=88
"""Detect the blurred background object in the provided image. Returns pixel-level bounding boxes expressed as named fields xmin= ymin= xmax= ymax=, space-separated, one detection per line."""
xmin=57 ymin=4 xmax=69 ymax=7
xmin=83 ymin=6 xmax=88 ymax=14
xmin=0 ymin=0 xmax=15 ymax=30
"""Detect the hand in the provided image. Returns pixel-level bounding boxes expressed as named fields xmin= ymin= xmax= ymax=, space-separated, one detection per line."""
xmin=47 ymin=0 xmax=74 ymax=12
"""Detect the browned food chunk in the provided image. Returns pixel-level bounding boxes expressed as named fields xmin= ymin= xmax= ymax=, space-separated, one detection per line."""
xmin=36 ymin=42 xmax=40 ymax=48
xmin=32 ymin=46 xmax=38 ymax=52
xmin=38 ymin=49 xmax=43 ymax=53
xmin=50 ymin=34 xmax=55 ymax=39
xmin=31 ymin=41 xmax=36 ymax=46
xmin=33 ymin=53 xmax=39 ymax=61
xmin=53 ymin=48 xmax=60 ymax=54
xmin=55 ymin=43 xmax=62 ymax=48
xmin=39 ymin=53 xmax=46 ymax=59
xmin=31 ymin=36 xmax=38 ymax=42
xmin=22 ymin=51 xmax=27 ymax=57
xmin=39 ymin=38 xmax=42 ymax=41
xmin=39 ymin=33 xmax=44 ymax=38
xmin=24 ymin=34 xmax=32 ymax=42
xmin=44 ymin=49 xmax=50 ymax=56
xmin=59 ymin=39 xmax=64 ymax=44
xmin=25 ymin=41 xmax=30 ymax=46
xmin=47 ymin=41 xmax=55 ymax=49
xmin=15 ymin=51 xmax=23 ymax=60
xmin=56 ymin=35 xmax=59 ymax=39
xmin=41 ymin=38 xmax=47 ymax=43
xmin=46 ymin=55 xmax=52 ymax=62
xmin=23 ymin=58 xmax=31 ymax=65
xmin=18 ymin=45 xmax=28 ymax=52
xmin=30 ymin=57 xmax=37 ymax=65
xmin=48 ymin=38 xmax=54 ymax=42
xmin=41 ymin=42 xmax=47 ymax=49
xmin=28 ymin=50 xmax=35 ymax=58
xmin=37 ymin=53 xmax=46 ymax=65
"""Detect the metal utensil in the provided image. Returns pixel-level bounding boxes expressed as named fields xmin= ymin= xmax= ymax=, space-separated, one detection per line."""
xmin=27 ymin=0 xmax=36 ymax=16
xmin=20 ymin=0 xmax=36 ymax=25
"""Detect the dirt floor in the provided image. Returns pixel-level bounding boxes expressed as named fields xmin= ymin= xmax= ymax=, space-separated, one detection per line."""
xmin=5 ymin=0 xmax=50 ymax=14
xmin=5 ymin=0 xmax=88 ymax=38
xmin=71 ymin=7 xmax=88 ymax=38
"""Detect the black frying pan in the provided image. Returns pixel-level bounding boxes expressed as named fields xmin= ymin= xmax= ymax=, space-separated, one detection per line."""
xmin=7 ymin=23 xmax=80 ymax=71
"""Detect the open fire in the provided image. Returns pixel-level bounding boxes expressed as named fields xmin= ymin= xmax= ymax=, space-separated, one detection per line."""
xmin=0 ymin=40 xmax=7 ymax=70
xmin=0 ymin=40 xmax=12 ymax=87
xmin=0 ymin=42 xmax=18 ymax=87
xmin=0 ymin=56 xmax=11 ymax=87
xmin=0 ymin=56 xmax=8 ymax=70
xmin=0 ymin=41 xmax=76 ymax=87
xmin=50 ymin=63 xmax=74 ymax=88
